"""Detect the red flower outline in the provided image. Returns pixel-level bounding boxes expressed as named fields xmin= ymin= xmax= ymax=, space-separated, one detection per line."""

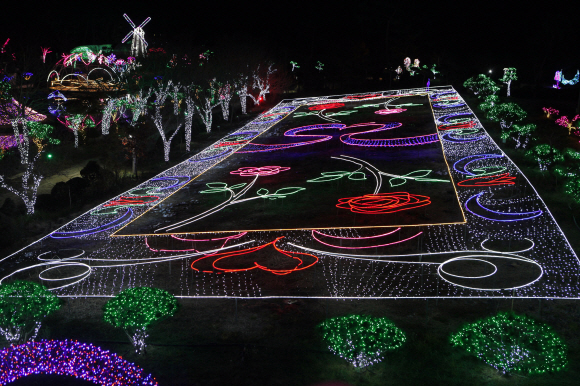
xmin=230 ymin=166 xmax=291 ymax=177
xmin=336 ymin=192 xmax=431 ymax=214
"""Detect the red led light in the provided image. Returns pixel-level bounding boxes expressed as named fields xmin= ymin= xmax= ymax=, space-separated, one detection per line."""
xmin=191 ymin=237 xmax=318 ymax=275
xmin=103 ymin=196 xmax=159 ymax=207
xmin=336 ymin=192 xmax=431 ymax=214
xmin=309 ymin=103 xmax=345 ymax=111
xmin=457 ymin=173 xmax=516 ymax=187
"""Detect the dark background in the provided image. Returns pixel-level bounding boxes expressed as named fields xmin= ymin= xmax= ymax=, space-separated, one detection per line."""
xmin=2 ymin=1 xmax=578 ymax=89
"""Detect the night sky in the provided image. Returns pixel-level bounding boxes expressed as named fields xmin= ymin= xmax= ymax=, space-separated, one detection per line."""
xmin=2 ymin=1 xmax=579 ymax=86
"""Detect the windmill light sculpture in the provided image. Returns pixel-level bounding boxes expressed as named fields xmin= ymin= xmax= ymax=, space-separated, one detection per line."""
xmin=121 ymin=14 xmax=151 ymax=57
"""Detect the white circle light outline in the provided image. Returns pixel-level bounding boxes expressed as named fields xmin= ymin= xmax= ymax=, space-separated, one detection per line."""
xmin=38 ymin=263 xmax=91 ymax=282
xmin=481 ymin=238 xmax=534 ymax=254
xmin=437 ymin=254 xmax=544 ymax=291
xmin=439 ymin=257 xmax=497 ymax=279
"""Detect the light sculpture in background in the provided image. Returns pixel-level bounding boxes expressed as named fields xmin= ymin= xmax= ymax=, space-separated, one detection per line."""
xmin=560 ymin=70 xmax=579 ymax=86
xmin=40 ymin=47 xmax=51 ymax=63
xmin=542 ymin=107 xmax=559 ymax=118
xmin=525 ymin=144 xmax=564 ymax=171
xmin=450 ymin=313 xmax=567 ymax=375
xmin=318 ymin=315 xmax=406 ymax=368
xmin=556 ymin=115 xmax=580 ymax=135
xmin=0 ymin=38 xmax=8 ymax=53
xmin=0 ymin=340 xmax=159 ymax=385
xmin=290 ymin=61 xmax=299 ymax=71
xmin=251 ymin=64 xmax=277 ymax=104
xmin=316 ymin=61 xmax=324 ymax=71
xmin=395 ymin=66 xmax=402 ymax=79
xmin=500 ymin=67 xmax=517 ymax=96
xmin=554 ymin=70 xmax=561 ymax=89
xmin=121 ymin=13 xmax=151 ymax=57
xmin=218 ymin=82 xmax=234 ymax=121
xmin=403 ymin=57 xmax=411 ymax=71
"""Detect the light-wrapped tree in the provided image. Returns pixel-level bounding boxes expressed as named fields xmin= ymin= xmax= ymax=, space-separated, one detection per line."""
xmin=103 ymin=287 xmax=178 ymax=355
xmin=317 ymin=314 xmax=405 ymax=368
xmin=450 ymin=313 xmax=567 ymax=375
xmin=0 ymin=281 xmax=60 ymax=344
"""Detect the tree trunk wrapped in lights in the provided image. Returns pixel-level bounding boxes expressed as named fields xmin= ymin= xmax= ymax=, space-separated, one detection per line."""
xmin=218 ymin=82 xmax=234 ymax=121
xmin=103 ymin=287 xmax=178 ymax=355
xmin=450 ymin=313 xmax=567 ymax=375
xmin=0 ymin=152 xmax=43 ymax=215
xmin=10 ymin=118 xmax=30 ymax=164
xmin=192 ymin=81 xmax=220 ymax=133
xmin=251 ymin=64 xmax=277 ymax=104
xmin=184 ymin=94 xmax=195 ymax=152
xmin=0 ymin=281 xmax=60 ymax=344
xmin=235 ymin=75 xmax=250 ymax=114
xmin=317 ymin=315 xmax=405 ymax=368
xmin=500 ymin=67 xmax=517 ymax=97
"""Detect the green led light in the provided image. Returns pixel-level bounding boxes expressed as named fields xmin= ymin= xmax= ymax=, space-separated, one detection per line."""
xmin=103 ymin=286 xmax=178 ymax=354
xmin=450 ymin=313 xmax=567 ymax=375
xmin=0 ymin=281 xmax=60 ymax=344
xmin=317 ymin=315 xmax=406 ymax=368
xmin=463 ymin=74 xmax=500 ymax=98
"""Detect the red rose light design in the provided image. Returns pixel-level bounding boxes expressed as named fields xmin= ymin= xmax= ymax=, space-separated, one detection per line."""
xmin=230 ymin=166 xmax=290 ymax=177
xmin=336 ymin=192 xmax=431 ymax=214
xmin=309 ymin=103 xmax=345 ymax=111
xmin=191 ymin=237 xmax=318 ymax=275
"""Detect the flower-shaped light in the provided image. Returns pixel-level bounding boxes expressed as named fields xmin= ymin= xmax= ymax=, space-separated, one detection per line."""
xmin=375 ymin=108 xmax=407 ymax=115
xmin=337 ymin=192 xmax=431 ymax=214
xmin=230 ymin=166 xmax=290 ymax=177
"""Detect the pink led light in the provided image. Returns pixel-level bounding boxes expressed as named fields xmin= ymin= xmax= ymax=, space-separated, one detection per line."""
xmin=375 ymin=108 xmax=407 ymax=115
xmin=312 ymin=229 xmax=423 ymax=249
xmin=230 ymin=166 xmax=290 ymax=177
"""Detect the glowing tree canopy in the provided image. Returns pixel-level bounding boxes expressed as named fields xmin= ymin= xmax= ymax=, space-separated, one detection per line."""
xmin=0 ymin=281 xmax=60 ymax=344
xmin=500 ymin=123 xmax=536 ymax=149
xmin=556 ymin=115 xmax=580 ymax=135
xmin=450 ymin=313 xmax=567 ymax=375
xmin=525 ymin=144 xmax=564 ymax=171
xmin=463 ymin=74 xmax=500 ymax=98
xmin=479 ymin=94 xmax=500 ymax=112
xmin=317 ymin=315 xmax=406 ymax=368
xmin=542 ymin=107 xmax=559 ymax=118
xmin=103 ymin=286 xmax=178 ymax=355
xmin=122 ymin=13 xmax=151 ymax=57
xmin=28 ymin=122 xmax=60 ymax=153
xmin=500 ymin=67 xmax=517 ymax=96
xmin=486 ymin=102 xmax=527 ymax=131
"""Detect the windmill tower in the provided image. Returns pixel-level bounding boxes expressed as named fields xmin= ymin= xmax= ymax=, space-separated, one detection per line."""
xmin=121 ymin=14 xmax=151 ymax=57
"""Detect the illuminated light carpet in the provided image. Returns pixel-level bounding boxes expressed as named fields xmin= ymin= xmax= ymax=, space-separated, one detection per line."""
xmin=1 ymin=86 xmax=578 ymax=299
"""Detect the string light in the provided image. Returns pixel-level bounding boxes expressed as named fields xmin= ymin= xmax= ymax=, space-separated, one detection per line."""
xmin=1 ymin=86 xmax=579 ymax=301
xmin=0 ymin=340 xmax=158 ymax=385
xmin=499 ymin=67 xmax=517 ymax=96
xmin=450 ymin=313 xmax=567 ymax=375
xmin=0 ymin=281 xmax=60 ymax=344
xmin=318 ymin=315 xmax=405 ymax=368
xmin=103 ymin=286 xmax=178 ymax=354
xmin=0 ymin=152 xmax=43 ymax=215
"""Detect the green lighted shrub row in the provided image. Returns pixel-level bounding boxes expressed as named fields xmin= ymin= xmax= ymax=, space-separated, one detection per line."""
xmin=318 ymin=312 xmax=567 ymax=375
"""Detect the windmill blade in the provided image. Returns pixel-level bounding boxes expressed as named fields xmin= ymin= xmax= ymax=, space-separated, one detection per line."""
xmin=122 ymin=30 xmax=134 ymax=43
xmin=123 ymin=13 xmax=136 ymax=28
xmin=142 ymin=38 xmax=149 ymax=48
xmin=138 ymin=17 xmax=151 ymax=29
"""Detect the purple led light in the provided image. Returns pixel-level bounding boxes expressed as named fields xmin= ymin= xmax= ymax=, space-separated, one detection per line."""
xmin=150 ymin=176 xmax=191 ymax=190
xmin=0 ymin=339 xmax=158 ymax=385
xmin=312 ymin=229 xmax=422 ymax=249
xmin=441 ymin=132 xmax=485 ymax=143
xmin=430 ymin=91 xmax=456 ymax=100
xmin=464 ymin=192 xmax=543 ymax=222
xmin=51 ymin=208 xmax=133 ymax=238
xmin=238 ymin=123 xmax=345 ymax=153
xmin=437 ymin=113 xmax=473 ymax=124
xmin=453 ymin=154 xmax=504 ymax=175
xmin=339 ymin=123 xmax=439 ymax=147
xmin=433 ymin=102 xmax=466 ymax=108
xmin=0 ymin=135 xmax=23 ymax=150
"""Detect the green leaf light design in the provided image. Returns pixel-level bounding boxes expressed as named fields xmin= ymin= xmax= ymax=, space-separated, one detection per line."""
xmin=318 ymin=315 xmax=406 ymax=368
xmin=450 ymin=313 xmax=567 ymax=375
